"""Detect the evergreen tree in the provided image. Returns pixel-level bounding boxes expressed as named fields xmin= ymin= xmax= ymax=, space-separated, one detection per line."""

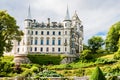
xmin=90 ymin=66 xmax=106 ymax=80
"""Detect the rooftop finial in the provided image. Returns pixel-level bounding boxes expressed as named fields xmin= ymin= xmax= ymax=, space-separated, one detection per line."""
xmin=64 ymin=5 xmax=70 ymax=21
xmin=27 ymin=4 xmax=31 ymax=19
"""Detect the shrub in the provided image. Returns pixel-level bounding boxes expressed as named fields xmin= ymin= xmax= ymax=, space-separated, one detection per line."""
xmin=90 ymin=66 xmax=106 ymax=80
xmin=28 ymin=54 xmax=63 ymax=65
xmin=80 ymin=50 xmax=93 ymax=60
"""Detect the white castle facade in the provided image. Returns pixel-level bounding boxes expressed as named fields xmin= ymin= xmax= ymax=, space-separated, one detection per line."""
xmin=8 ymin=6 xmax=83 ymax=56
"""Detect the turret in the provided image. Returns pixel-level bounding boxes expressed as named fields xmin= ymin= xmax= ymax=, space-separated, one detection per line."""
xmin=72 ymin=11 xmax=81 ymax=27
xmin=24 ymin=5 xmax=32 ymax=28
xmin=63 ymin=6 xmax=71 ymax=28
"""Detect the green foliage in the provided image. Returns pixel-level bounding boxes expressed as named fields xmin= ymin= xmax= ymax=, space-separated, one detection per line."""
xmin=28 ymin=54 xmax=63 ymax=65
xmin=95 ymin=58 xmax=116 ymax=65
xmin=90 ymin=66 xmax=106 ymax=80
xmin=0 ymin=11 xmax=23 ymax=56
xmin=114 ymin=49 xmax=120 ymax=60
xmin=80 ymin=49 xmax=93 ymax=60
xmin=88 ymin=36 xmax=104 ymax=53
xmin=37 ymin=70 xmax=63 ymax=77
xmin=106 ymin=76 xmax=118 ymax=80
xmin=105 ymin=21 xmax=120 ymax=52
xmin=73 ymin=68 xmax=85 ymax=76
xmin=0 ymin=62 xmax=14 ymax=77
xmin=0 ymin=56 xmax=13 ymax=62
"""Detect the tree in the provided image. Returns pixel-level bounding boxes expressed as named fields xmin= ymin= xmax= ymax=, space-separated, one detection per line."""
xmin=105 ymin=21 xmax=120 ymax=52
xmin=90 ymin=66 xmax=106 ymax=80
xmin=0 ymin=10 xmax=23 ymax=56
xmin=88 ymin=36 xmax=104 ymax=54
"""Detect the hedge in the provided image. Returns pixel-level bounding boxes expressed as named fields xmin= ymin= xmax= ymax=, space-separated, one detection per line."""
xmin=27 ymin=54 xmax=64 ymax=65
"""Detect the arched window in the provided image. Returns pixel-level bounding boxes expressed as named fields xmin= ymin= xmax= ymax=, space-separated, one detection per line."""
xmin=58 ymin=38 xmax=61 ymax=45
xmin=58 ymin=31 xmax=61 ymax=35
xmin=52 ymin=37 xmax=55 ymax=45
xmin=40 ymin=37 xmax=44 ymax=45
xmin=46 ymin=37 xmax=50 ymax=45
xmin=35 ymin=37 xmax=38 ymax=45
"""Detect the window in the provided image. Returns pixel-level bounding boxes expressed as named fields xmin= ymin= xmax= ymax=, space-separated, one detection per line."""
xmin=31 ymin=31 xmax=33 ymax=35
xmin=40 ymin=47 xmax=43 ymax=52
xmin=41 ymin=39 xmax=44 ymax=45
xmin=30 ymin=47 xmax=32 ymax=51
xmin=41 ymin=31 xmax=44 ymax=35
xmin=58 ymin=39 xmax=61 ymax=45
xmin=17 ymin=48 xmax=19 ymax=52
xmin=46 ymin=47 xmax=49 ymax=52
xmin=35 ymin=47 xmax=37 ymax=51
xmin=31 ymin=40 xmax=33 ymax=45
xmin=65 ymin=23 xmax=67 ymax=27
xmin=65 ymin=48 xmax=67 ymax=51
xmin=58 ymin=31 xmax=61 ymax=35
xmin=35 ymin=39 xmax=38 ymax=45
xmin=28 ymin=30 xmax=30 ymax=34
xmin=18 ymin=42 xmax=20 ymax=45
xmin=52 ymin=48 xmax=55 ymax=52
xmin=46 ymin=39 xmax=49 ymax=45
xmin=35 ymin=31 xmax=38 ymax=35
xmin=65 ymin=31 xmax=67 ymax=35
xmin=47 ymin=31 xmax=49 ymax=35
xmin=53 ymin=31 xmax=55 ymax=35
xmin=58 ymin=48 xmax=60 ymax=52
xmin=52 ymin=39 xmax=55 ymax=45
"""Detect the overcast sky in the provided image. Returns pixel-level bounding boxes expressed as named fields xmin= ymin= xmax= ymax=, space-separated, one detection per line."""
xmin=0 ymin=0 xmax=120 ymax=43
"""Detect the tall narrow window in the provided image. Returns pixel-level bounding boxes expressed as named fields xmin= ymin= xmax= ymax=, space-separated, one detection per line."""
xmin=65 ymin=48 xmax=67 ymax=51
xmin=65 ymin=31 xmax=67 ymax=35
xmin=31 ymin=31 xmax=33 ymax=35
xmin=35 ymin=39 xmax=38 ymax=45
xmin=31 ymin=40 xmax=33 ymax=45
xmin=17 ymin=48 xmax=19 ymax=52
xmin=41 ymin=31 xmax=44 ymax=35
xmin=53 ymin=31 xmax=55 ymax=35
xmin=35 ymin=47 xmax=37 ymax=51
xmin=58 ymin=48 xmax=60 ymax=52
xmin=46 ymin=47 xmax=49 ymax=52
xmin=46 ymin=38 xmax=49 ymax=45
xmin=41 ymin=39 xmax=44 ymax=45
xmin=58 ymin=31 xmax=61 ymax=35
xmin=28 ymin=30 xmax=30 ymax=34
xmin=52 ymin=48 xmax=55 ymax=52
xmin=40 ymin=47 xmax=43 ymax=52
xmin=58 ymin=39 xmax=61 ymax=45
xmin=30 ymin=47 xmax=32 ymax=51
xmin=18 ymin=42 xmax=20 ymax=45
xmin=35 ymin=31 xmax=38 ymax=35
xmin=52 ymin=39 xmax=55 ymax=45
xmin=47 ymin=31 xmax=49 ymax=35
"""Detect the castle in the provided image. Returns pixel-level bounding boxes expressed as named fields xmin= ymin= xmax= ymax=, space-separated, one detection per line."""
xmin=8 ymin=6 xmax=83 ymax=58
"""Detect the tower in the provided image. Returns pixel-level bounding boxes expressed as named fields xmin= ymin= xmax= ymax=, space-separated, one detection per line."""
xmin=63 ymin=6 xmax=71 ymax=28
xmin=24 ymin=5 xmax=32 ymax=28
xmin=24 ymin=5 xmax=32 ymax=54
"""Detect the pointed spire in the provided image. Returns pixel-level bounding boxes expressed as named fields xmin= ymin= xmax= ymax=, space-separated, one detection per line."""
xmin=72 ymin=11 xmax=81 ymax=23
xmin=64 ymin=5 xmax=70 ymax=21
xmin=27 ymin=4 xmax=31 ymax=19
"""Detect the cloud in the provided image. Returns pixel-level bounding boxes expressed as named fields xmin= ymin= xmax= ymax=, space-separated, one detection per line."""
xmin=0 ymin=0 xmax=120 ymax=43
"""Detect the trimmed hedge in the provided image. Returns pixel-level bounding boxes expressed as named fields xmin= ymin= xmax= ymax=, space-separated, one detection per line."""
xmin=27 ymin=54 xmax=63 ymax=65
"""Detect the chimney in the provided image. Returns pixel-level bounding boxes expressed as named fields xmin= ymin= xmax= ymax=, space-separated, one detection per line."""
xmin=47 ymin=18 xmax=50 ymax=26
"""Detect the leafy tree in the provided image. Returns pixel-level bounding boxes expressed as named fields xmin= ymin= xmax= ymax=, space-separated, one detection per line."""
xmin=90 ymin=66 xmax=106 ymax=80
xmin=83 ymin=44 xmax=89 ymax=50
xmin=105 ymin=21 xmax=120 ymax=52
xmin=0 ymin=11 xmax=23 ymax=56
xmin=88 ymin=36 xmax=104 ymax=54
